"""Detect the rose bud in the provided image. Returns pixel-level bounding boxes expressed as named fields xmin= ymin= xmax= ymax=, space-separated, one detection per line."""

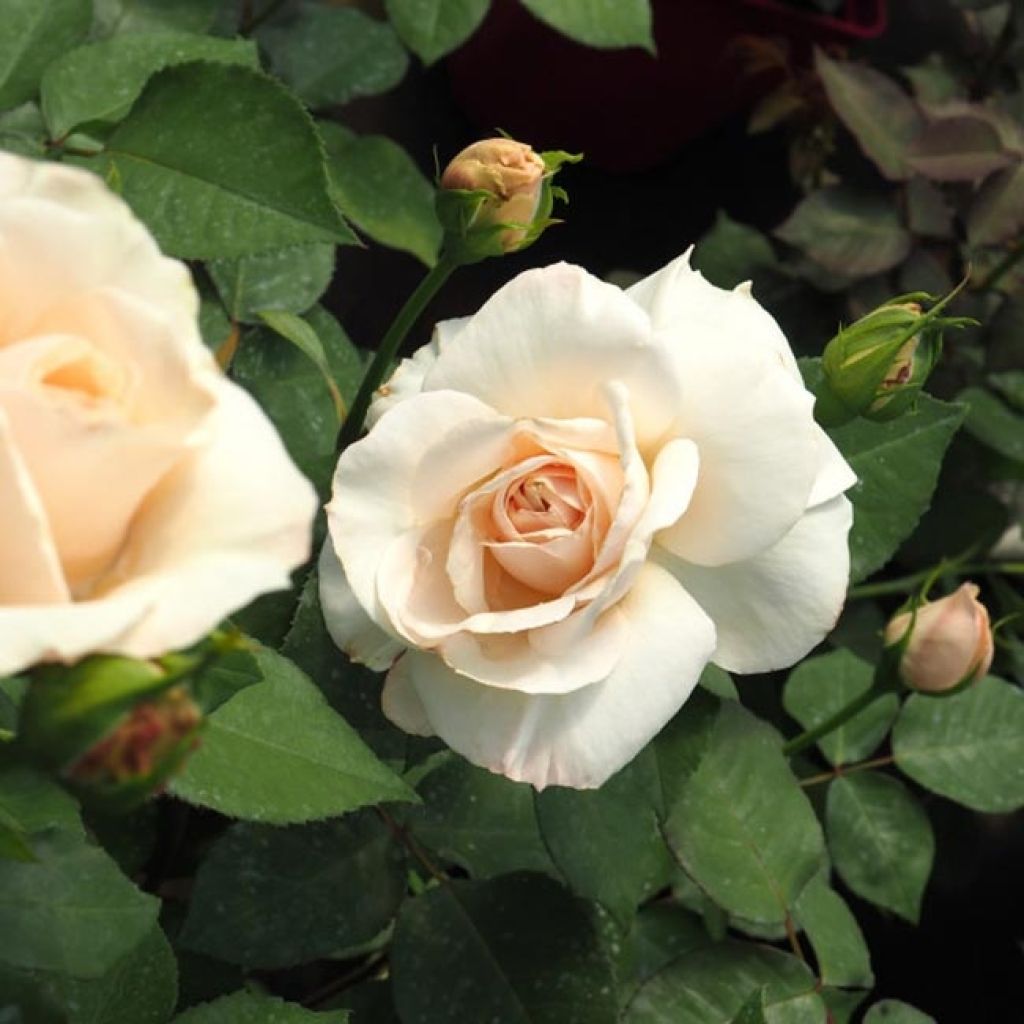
xmin=883 ymin=582 xmax=995 ymax=694
xmin=436 ymin=137 xmax=579 ymax=263
xmin=815 ymin=289 xmax=973 ymax=427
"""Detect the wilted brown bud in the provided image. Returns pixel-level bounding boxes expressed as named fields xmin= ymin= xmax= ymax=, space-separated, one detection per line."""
xmin=69 ymin=686 xmax=202 ymax=785
xmin=441 ymin=138 xmax=546 ymax=251
xmin=884 ymin=582 xmax=995 ymax=694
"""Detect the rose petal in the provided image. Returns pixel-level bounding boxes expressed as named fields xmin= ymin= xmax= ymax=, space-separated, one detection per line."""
xmin=318 ymin=539 xmax=404 ymax=671
xmin=809 ymin=425 xmax=858 ymax=507
xmin=0 ymin=407 xmax=68 ymax=603
xmin=90 ymin=379 xmax=317 ymax=657
xmin=626 ymin=249 xmax=801 ymax=381
xmin=381 ymin=654 xmax=435 ymax=737
xmin=328 ymin=389 xmax=512 ymax=629
xmin=656 ymin=495 xmax=853 ymax=674
xmin=387 ymin=560 xmax=717 ymax=789
xmin=422 ymin=263 xmax=685 ymax=451
xmin=654 ymin=355 xmax=820 ymax=567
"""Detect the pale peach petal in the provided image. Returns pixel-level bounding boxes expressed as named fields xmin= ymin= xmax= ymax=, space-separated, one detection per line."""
xmin=388 ymin=560 xmax=716 ymax=789
xmin=381 ymin=654 xmax=435 ymax=737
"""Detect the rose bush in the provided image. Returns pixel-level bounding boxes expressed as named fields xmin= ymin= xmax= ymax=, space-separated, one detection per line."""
xmin=0 ymin=153 xmax=317 ymax=676
xmin=321 ymin=253 xmax=857 ymax=788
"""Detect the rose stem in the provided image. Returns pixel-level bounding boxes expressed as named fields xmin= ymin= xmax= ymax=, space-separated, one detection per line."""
xmin=337 ymin=256 xmax=457 ymax=450
xmin=847 ymin=561 xmax=1024 ymax=600
xmin=782 ymin=682 xmax=891 ymax=758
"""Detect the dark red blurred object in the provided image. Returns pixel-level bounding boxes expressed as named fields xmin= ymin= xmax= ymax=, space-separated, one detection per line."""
xmin=447 ymin=0 xmax=888 ymax=171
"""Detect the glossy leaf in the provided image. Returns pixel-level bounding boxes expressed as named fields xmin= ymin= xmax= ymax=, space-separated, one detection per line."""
xmin=662 ymin=702 xmax=825 ymax=927
xmin=814 ymin=51 xmax=924 ymax=181
xmin=261 ymin=4 xmax=407 ymax=109
xmin=967 ymin=163 xmax=1024 ymax=247
xmin=385 ymin=0 xmax=491 ymax=64
xmin=409 ymin=754 xmax=558 ymax=879
xmin=322 ymin=123 xmax=441 ymax=266
xmin=958 ymin=386 xmax=1024 ymax=461
xmin=535 ymin=748 xmax=674 ymax=923
xmin=40 ymin=31 xmax=258 ymax=138
xmin=827 ymin=388 xmax=965 ymax=582
xmin=0 ymin=0 xmax=91 ymax=111
xmin=0 ymin=829 xmax=159 ymax=978
xmin=826 ymin=772 xmax=934 ymax=923
xmin=519 ymin=0 xmax=654 ymax=52
xmin=92 ymin=0 xmax=221 ymax=36
xmin=93 ymin=63 xmax=357 ymax=259
xmin=863 ymin=1001 xmax=936 ymax=1024
xmin=776 ymin=188 xmax=911 ymax=278
xmin=170 ymin=647 xmax=415 ymax=823
xmin=624 ymin=942 xmax=824 ymax=1024
xmin=173 ymin=990 xmax=349 ymax=1023
xmin=181 ymin=813 xmax=405 ymax=969
xmin=208 ymin=243 xmax=335 ymax=324
xmin=793 ymin=874 xmax=873 ymax=989
xmin=692 ymin=211 xmax=777 ymax=290
xmin=391 ymin=873 xmax=617 ymax=1024
xmin=783 ymin=649 xmax=899 ymax=766
xmin=893 ymin=676 xmax=1024 ymax=813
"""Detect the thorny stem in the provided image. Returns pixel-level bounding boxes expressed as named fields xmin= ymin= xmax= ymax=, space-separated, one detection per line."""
xmin=303 ymin=951 xmax=388 ymax=1009
xmin=337 ymin=257 xmax=456 ymax=450
xmin=376 ymin=806 xmax=447 ymax=884
xmin=798 ymin=754 xmax=896 ymax=788
xmin=784 ymin=913 xmax=807 ymax=964
xmin=848 ymin=561 xmax=1024 ymax=600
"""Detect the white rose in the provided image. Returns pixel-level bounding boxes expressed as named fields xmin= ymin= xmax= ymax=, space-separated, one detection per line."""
xmin=0 ymin=153 xmax=317 ymax=675
xmin=321 ymin=253 xmax=856 ymax=789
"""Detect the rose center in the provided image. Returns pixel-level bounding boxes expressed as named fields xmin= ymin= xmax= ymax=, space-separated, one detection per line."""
xmin=503 ymin=464 xmax=586 ymax=538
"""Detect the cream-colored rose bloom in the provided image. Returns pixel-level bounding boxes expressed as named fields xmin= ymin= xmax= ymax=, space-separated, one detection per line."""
xmin=0 ymin=153 xmax=317 ymax=674
xmin=321 ymin=253 xmax=857 ymax=789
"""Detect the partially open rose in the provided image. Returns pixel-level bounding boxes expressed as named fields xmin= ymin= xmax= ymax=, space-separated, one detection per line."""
xmin=0 ymin=154 xmax=317 ymax=675
xmin=321 ymin=254 xmax=856 ymax=789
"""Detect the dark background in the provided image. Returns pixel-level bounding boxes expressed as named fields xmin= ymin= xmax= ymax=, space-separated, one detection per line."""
xmin=328 ymin=1 xmax=1024 ymax=1019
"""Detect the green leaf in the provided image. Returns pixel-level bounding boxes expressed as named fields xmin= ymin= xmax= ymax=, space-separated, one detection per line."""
xmin=0 ymin=764 xmax=82 ymax=838
xmin=92 ymin=0 xmax=221 ymax=36
xmin=691 ymin=212 xmax=777 ymax=290
xmin=0 ymin=812 xmax=34 ymax=863
xmin=40 ymin=31 xmax=259 ymax=139
xmin=519 ymin=0 xmax=654 ymax=52
xmin=776 ymin=187 xmax=911 ymax=278
xmin=173 ymin=990 xmax=349 ymax=1023
xmin=0 ymin=828 xmax=159 ymax=978
xmin=208 ymin=243 xmax=334 ymax=324
xmin=905 ymin=116 xmax=1012 ymax=183
xmin=967 ymin=163 xmax=1024 ymax=246
xmin=535 ymin=748 xmax=673 ymax=924
xmin=231 ymin=309 xmax=364 ymax=495
xmin=814 ymin=51 xmax=924 ymax=181
xmin=385 ymin=0 xmax=490 ymax=64
xmin=662 ymin=702 xmax=825 ymax=927
xmin=628 ymin=904 xmax=709 ymax=994
xmin=16 ymin=925 xmax=180 ymax=1024
xmin=826 ymin=386 xmax=965 ymax=582
xmin=623 ymin=942 xmax=824 ymax=1024
xmin=793 ymin=874 xmax=873 ymax=989
xmin=181 ymin=813 xmax=405 ymax=969
xmin=892 ymin=676 xmax=1024 ymax=813
xmin=783 ymin=650 xmax=899 ymax=766
xmin=391 ymin=873 xmax=617 ymax=1024
xmin=261 ymin=4 xmax=408 ymax=109
xmin=258 ymin=309 xmax=345 ymax=422
xmin=732 ymin=989 xmax=768 ymax=1024
xmin=826 ymin=772 xmax=934 ymax=923
xmin=0 ymin=101 xmax=47 ymax=157
xmin=0 ymin=0 xmax=91 ymax=112
xmin=863 ymin=1001 xmax=936 ymax=1024
xmin=321 ymin=123 xmax=441 ymax=266
xmin=957 ymin=385 xmax=1024 ymax=461
xmin=93 ymin=62 xmax=357 ymax=260
xmin=408 ymin=754 xmax=557 ymax=879
xmin=170 ymin=647 xmax=415 ymax=823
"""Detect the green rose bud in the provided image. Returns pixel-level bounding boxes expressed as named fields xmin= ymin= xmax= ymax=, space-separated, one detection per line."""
xmin=815 ymin=286 xmax=973 ymax=428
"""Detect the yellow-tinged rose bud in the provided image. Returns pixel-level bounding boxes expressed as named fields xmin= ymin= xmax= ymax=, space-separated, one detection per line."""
xmin=441 ymin=137 xmax=546 ymax=251
xmin=884 ymin=582 xmax=995 ymax=693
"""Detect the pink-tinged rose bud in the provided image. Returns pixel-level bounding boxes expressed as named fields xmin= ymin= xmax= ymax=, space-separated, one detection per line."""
xmin=441 ymin=137 xmax=546 ymax=251
xmin=884 ymin=582 xmax=995 ymax=693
